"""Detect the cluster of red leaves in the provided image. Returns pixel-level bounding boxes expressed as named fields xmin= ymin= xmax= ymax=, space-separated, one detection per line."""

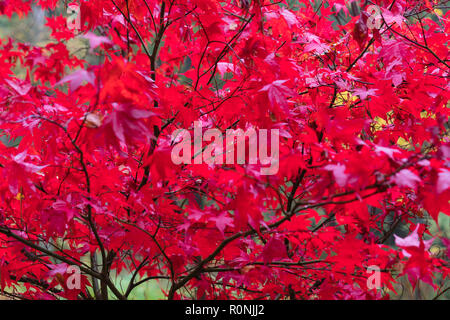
xmin=0 ymin=0 xmax=449 ymax=300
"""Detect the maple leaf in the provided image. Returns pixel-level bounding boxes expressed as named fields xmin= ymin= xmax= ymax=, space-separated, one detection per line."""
xmin=217 ymin=62 xmax=240 ymax=77
xmin=98 ymin=103 xmax=156 ymax=152
xmin=391 ymin=169 xmax=421 ymax=189
xmin=45 ymin=15 xmax=75 ymax=41
xmin=261 ymin=237 xmax=288 ymax=264
xmin=279 ymin=8 xmax=299 ymax=28
xmin=210 ymin=212 xmax=234 ymax=235
xmin=374 ymin=145 xmax=400 ymax=160
xmin=324 ymin=164 xmax=349 ymax=187
xmin=143 ymin=144 xmax=178 ymax=182
xmin=353 ymin=16 xmax=368 ymax=50
xmin=0 ymin=0 xmax=449 ymax=301
xmin=437 ymin=169 xmax=450 ymax=194
xmin=5 ymin=78 xmax=31 ymax=96
xmin=304 ymin=41 xmax=331 ymax=55
xmin=47 ymin=263 xmax=70 ymax=278
xmin=300 ymin=33 xmax=330 ymax=54
xmin=259 ymin=80 xmax=295 ymax=111
xmin=394 ymin=225 xmax=436 ymax=289
xmin=2 ymin=150 xmax=47 ymax=194
xmin=82 ymin=32 xmax=112 ymax=50
xmin=0 ymin=258 xmax=11 ymax=291
xmin=56 ymin=69 xmax=96 ymax=91
xmin=442 ymin=238 xmax=450 ymax=259
xmin=353 ymin=87 xmax=378 ymax=100
xmin=381 ymin=7 xmax=405 ymax=27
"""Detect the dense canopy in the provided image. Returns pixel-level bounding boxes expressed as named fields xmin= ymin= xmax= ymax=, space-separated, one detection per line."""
xmin=0 ymin=0 xmax=449 ymax=300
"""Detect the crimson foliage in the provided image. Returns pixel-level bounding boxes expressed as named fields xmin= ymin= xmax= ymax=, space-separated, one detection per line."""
xmin=0 ymin=0 xmax=449 ymax=300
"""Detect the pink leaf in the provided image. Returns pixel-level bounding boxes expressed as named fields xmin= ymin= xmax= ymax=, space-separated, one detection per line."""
xmin=261 ymin=237 xmax=287 ymax=264
xmin=325 ymin=164 xmax=349 ymax=187
xmin=259 ymin=80 xmax=295 ymax=110
xmin=437 ymin=169 xmax=450 ymax=194
xmin=392 ymin=169 xmax=421 ymax=189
